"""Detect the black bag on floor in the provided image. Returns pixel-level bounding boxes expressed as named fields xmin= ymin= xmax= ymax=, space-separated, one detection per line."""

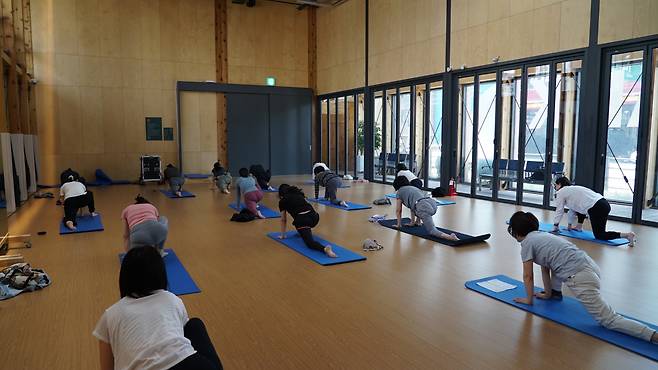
xmin=230 ymin=209 xmax=255 ymax=222
xmin=431 ymin=187 xmax=447 ymax=197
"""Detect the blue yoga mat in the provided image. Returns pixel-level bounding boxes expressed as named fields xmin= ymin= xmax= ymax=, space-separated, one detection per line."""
xmin=119 ymin=249 xmax=200 ymax=296
xmin=537 ymin=222 xmax=628 ymax=246
xmin=466 ymin=275 xmax=658 ymax=362
xmin=60 ymin=214 xmax=104 ymax=234
xmin=184 ymin=173 xmax=210 ymax=179
xmin=385 ymin=193 xmax=456 ymax=206
xmin=307 ymin=198 xmax=371 ymax=211
xmin=266 ymin=231 xmax=366 ymax=266
xmin=229 ymin=203 xmax=280 ymax=218
xmin=378 ymin=217 xmax=490 ymax=246
xmin=160 ymin=190 xmax=196 ymax=198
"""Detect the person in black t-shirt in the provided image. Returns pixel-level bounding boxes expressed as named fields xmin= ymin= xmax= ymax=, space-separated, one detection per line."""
xmin=277 ymin=184 xmax=336 ymax=258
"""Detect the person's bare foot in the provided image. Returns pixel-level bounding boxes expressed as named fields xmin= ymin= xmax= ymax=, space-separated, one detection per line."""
xmin=221 ymin=189 xmax=229 ymax=194
xmin=651 ymin=331 xmax=658 ymax=344
xmin=339 ymin=200 xmax=348 ymax=207
xmin=176 ymin=191 xmax=182 ymax=197
xmin=443 ymin=233 xmax=459 ymax=241
xmin=65 ymin=221 xmax=76 ymax=231
xmin=324 ymin=245 xmax=337 ymax=258
xmin=90 ymin=212 xmax=98 ymax=217
xmin=256 ymin=211 xmax=266 ymax=219
xmin=625 ymin=231 xmax=637 ymax=247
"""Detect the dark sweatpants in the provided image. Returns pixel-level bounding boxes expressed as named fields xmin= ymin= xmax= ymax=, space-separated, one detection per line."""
xmin=170 ymin=318 xmax=223 ymax=370
xmin=293 ymin=211 xmax=325 ymax=251
xmin=575 ymin=198 xmax=621 ymax=240
xmin=63 ymin=192 xmax=95 ymax=225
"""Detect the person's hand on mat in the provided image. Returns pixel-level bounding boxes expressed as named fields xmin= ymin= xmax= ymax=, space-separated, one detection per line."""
xmin=513 ymin=297 xmax=532 ymax=305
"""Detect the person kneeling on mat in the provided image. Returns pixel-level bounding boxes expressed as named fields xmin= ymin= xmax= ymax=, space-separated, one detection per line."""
xmin=312 ymin=162 xmax=329 ymax=180
xmin=313 ymin=167 xmax=348 ymax=207
xmin=236 ymin=167 xmax=265 ymax=219
xmin=393 ymin=176 xmax=458 ymax=241
xmin=211 ymin=162 xmax=232 ymax=194
xmin=94 ymin=246 xmax=224 ymax=370
xmin=508 ymin=211 xmax=658 ymax=344
xmin=278 ymin=184 xmax=336 ymax=258
xmin=249 ymin=164 xmax=273 ymax=191
xmin=396 ymin=163 xmax=423 ymax=189
xmin=553 ymin=177 xmax=636 ymax=246
xmin=60 ymin=175 xmax=97 ymax=231
xmin=121 ymin=195 xmax=169 ymax=257
xmin=164 ymin=164 xmax=186 ymax=197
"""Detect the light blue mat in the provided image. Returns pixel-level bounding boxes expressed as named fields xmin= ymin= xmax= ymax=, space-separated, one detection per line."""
xmin=307 ymin=198 xmax=371 ymax=211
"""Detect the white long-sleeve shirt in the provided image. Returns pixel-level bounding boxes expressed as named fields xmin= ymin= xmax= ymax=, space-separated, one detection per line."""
xmin=553 ymin=185 xmax=603 ymax=226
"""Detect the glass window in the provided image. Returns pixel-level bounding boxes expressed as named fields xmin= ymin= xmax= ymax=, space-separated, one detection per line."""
xmin=427 ymin=82 xmax=443 ymax=189
xmin=499 ymin=69 xmax=522 ymax=202
xmin=373 ymin=93 xmax=384 ymax=181
xmin=522 ymin=64 xmax=550 ymax=205
xmin=642 ymin=48 xmax=658 ymax=223
xmin=605 ymin=51 xmax=644 ymax=219
xmin=457 ymin=77 xmax=475 ymax=194
xmin=337 ymin=97 xmax=345 ymax=174
xmin=320 ymin=99 xmax=328 ymax=164
xmin=357 ymin=94 xmax=365 ymax=178
xmin=475 ymin=73 xmax=497 ymax=198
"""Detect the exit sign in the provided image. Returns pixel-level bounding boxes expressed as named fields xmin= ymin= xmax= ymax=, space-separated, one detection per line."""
xmin=266 ymin=76 xmax=276 ymax=86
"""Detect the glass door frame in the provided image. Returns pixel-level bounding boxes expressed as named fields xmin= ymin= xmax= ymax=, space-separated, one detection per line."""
xmin=452 ymin=51 xmax=585 ymax=208
xmin=597 ymin=41 xmax=658 ymax=224
xmin=317 ymin=88 xmax=364 ymax=178
xmin=368 ymin=76 xmax=444 ymax=186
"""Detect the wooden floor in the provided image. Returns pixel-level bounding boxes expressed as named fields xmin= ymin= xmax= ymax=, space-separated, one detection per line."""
xmin=2 ymin=175 xmax=657 ymax=370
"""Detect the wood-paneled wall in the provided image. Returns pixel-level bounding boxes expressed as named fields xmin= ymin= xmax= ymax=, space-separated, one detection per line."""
xmin=227 ymin=1 xmax=309 ymax=88
xmin=368 ymin=0 xmax=446 ymax=86
xmin=450 ymin=0 xmax=590 ymax=69
xmin=31 ymin=0 xmax=216 ymax=184
xmin=599 ymin=0 xmax=658 ymax=44
xmin=317 ymin=0 xmax=365 ymax=94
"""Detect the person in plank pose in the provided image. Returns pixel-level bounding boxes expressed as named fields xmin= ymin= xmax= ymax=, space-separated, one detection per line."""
xmin=235 ymin=168 xmax=265 ymax=219
xmin=94 ymin=246 xmax=223 ymax=370
xmin=313 ymin=167 xmax=348 ymax=207
xmin=249 ymin=164 xmax=274 ymax=191
xmin=211 ymin=162 xmax=232 ymax=194
xmin=393 ymin=176 xmax=458 ymax=241
xmin=508 ymin=210 xmax=658 ymax=344
xmin=277 ymin=184 xmax=336 ymax=258
xmin=553 ymin=177 xmax=636 ymax=246
xmin=396 ymin=163 xmax=422 ymax=189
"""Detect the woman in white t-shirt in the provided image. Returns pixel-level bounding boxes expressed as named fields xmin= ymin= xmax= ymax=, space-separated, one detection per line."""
xmin=59 ymin=176 xmax=97 ymax=230
xmin=93 ymin=246 xmax=222 ymax=370
xmin=552 ymin=177 xmax=636 ymax=245
xmin=396 ymin=163 xmax=422 ymax=189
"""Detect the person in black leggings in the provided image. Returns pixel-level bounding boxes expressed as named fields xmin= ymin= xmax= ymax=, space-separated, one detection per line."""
xmin=277 ymin=184 xmax=337 ymax=258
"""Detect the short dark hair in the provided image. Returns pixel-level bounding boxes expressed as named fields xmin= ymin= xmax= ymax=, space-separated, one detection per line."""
xmin=396 ymin=163 xmax=408 ymax=172
xmin=508 ymin=211 xmax=539 ymax=238
xmin=119 ymin=246 xmax=167 ymax=298
xmin=393 ymin=175 xmax=410 ymax=191
xmin=239 ymin=168 xmax=249 ymax=177
xmin=555 ymin=176 xmax=571 ymax=187
xmin=134 ymin=194 xmax=150 ymax=204
xmin=313 ymin=166 xmax=326 ymax=175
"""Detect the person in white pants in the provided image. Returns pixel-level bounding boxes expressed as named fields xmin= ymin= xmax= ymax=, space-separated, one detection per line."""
xmin=507 ymin=211 xmax=658 ymax=344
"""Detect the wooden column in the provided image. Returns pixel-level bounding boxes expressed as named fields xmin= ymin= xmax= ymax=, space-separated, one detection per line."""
xmin=308 ymin=7 xmax=317 ymax=163
xmin=215 ymin=0 xmax=228 ymax=166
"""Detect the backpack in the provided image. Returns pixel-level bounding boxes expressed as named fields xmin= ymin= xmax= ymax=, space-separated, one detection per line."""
xmin=431 ymin=187 xmax=447 ymax=197
xmin=230 ymin=209 xmax=256 ymax=222
xmin=373 ymin=198 xmax=391 ymax=205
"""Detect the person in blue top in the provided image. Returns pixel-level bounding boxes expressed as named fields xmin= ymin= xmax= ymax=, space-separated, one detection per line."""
xmin=235 ymin=168 xmax=265 ymax=219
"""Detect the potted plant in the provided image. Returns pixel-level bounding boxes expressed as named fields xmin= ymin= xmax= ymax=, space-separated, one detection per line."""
xmin=356 ymin=121 xmax=381 ymax=174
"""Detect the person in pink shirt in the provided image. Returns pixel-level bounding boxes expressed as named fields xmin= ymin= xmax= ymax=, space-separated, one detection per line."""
xmin=121 ymin=195 xmax=169 ymax=256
